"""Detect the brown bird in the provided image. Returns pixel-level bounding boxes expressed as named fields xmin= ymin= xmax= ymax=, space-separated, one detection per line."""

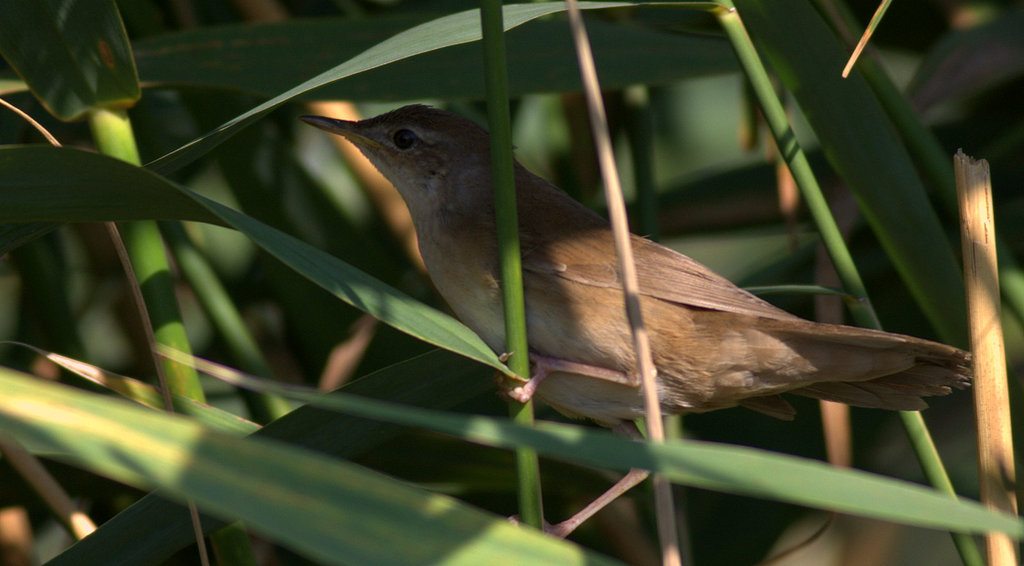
xmin=301 ymin=104 xmax=970 ymax=535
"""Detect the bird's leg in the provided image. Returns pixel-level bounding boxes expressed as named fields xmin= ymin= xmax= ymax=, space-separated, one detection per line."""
xmin=507 ymin=353 xmax=637 ymax=403
xmin=547 ymin=468 xmax=650 ymax=537
xmin=547 ymin=422 xmax=649 ymax=538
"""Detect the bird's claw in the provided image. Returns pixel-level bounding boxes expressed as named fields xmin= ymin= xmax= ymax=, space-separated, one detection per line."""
xmin=507 ymin=383 xmax=537 ymax=404
xmin=508 ymin=515 xmax=574 ymax=538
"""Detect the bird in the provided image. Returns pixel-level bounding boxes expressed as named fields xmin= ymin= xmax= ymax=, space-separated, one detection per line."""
xmin=301 ymin=104 xmax=970 ymax=535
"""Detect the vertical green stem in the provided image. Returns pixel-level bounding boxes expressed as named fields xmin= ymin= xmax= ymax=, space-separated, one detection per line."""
xmin=899 ymin=412 xmax=985 ymax=566
xmin=716 ymin=6 xmax=981 ymax=563
xmin=716 ymin=6 xmax=879 ymax=330
xmin=479 ymin=0 xmax=544 ymax=529
xmin=88 ymin=107 xmax=205 ymax=402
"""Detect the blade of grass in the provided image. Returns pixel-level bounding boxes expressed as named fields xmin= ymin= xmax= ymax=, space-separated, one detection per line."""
xmin=150 ymin=349 xmax=1024 ymax=537
xmin=0 ymin=341 xmax=258 ymax=435
xmin=145 ymin=2 xmax=646 ymax=176
xmin=39 ymin=337 xmax=1022 ymax=565
xmin=45 ymin=349 xmax=493 ymax=566
xmin=127 ymin=14 xmax=738 ymax=102
xmin=0 ymin=145 xmax=507 ymax=375
xmin=0 ymin=367 xmax=623 ymax=566
xmin=841 ymin=0 xmax=892 ymax=78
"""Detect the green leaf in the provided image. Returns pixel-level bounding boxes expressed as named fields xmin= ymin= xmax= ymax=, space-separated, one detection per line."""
xmin=0 ymin=145 xmax=220 ymax=224
xmin=131 ymin=15 xmax=736 ymax=101
xmin=0 ymin=366 xmax=620 ymax=566
xmin=144 ymin=1 xmax=717 ymax=175
xmin=0 ymin=341 xmax=259 ymax=435
xmin=8 ymin=360 xmax=1021 ymax=551
xmin=0 ymin=0 xmax=139 ymax=120
xmin=169 ymin=359 xmax=1022 ymax=539
xmin=733 ymin=0 xmax=968 ymax=345
xmin=0 ymin=145 xmax=505 ymax=374
xmin=49 ymin=350 xmax=494 ymax=566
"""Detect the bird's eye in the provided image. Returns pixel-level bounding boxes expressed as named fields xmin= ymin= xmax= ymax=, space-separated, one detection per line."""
xmin=392 ymin=129 xmax=418 ymax=149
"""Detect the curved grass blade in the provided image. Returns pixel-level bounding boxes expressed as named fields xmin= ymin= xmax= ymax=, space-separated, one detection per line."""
xmin=47 ymin=350 xmax=493 ymax=566
xmin=163 ymin=352 xmax=1023 ymax=539
xmin=144 ymin=2 xmax=714 ymax=175
xmin=0 ymin=367 xmax=620 ymax=566
xmin=130 ymin=16 xmax=736 ymax=102
xmin=0 ymin=145 xmax=505 ymax=374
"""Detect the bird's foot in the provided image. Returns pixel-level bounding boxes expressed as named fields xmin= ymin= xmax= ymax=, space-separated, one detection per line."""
xmin=506 ymin=516 xmax=576 ymax=539
xmin=501 ymin=354 xmax=636 ymax=403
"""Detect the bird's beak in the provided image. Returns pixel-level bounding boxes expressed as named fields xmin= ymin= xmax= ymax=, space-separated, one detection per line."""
xmin=299 ymin=115 xmax=381 ymax=148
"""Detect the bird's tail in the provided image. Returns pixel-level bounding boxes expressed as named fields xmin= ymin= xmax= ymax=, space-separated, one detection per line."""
xmin=740 ymin=321 xmax=971 ymax=418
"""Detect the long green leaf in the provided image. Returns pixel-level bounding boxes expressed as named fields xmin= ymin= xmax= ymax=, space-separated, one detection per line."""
xmin=0 ymin=367 xmax=619 ymax=566
xmin=144 ymin=2 xmax=718 ymax=175
xmin=163 ymin=356 xmax=1022 ymax=539
xmin=7 ymin=362 xmax=1021 ymax=544
xmin=49 ymin=350 xmax=494 ymax=566
xmin=0 ymin=145 xmax=219 ymax=224
xmin=0 ymin=145 xmax=504 ymax=374
xmin=127 ymin=15 xmax=735 ymax=101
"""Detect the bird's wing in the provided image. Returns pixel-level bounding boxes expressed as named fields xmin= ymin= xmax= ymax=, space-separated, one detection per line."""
xmin=522 ymin=231 xmax=800 ymax=321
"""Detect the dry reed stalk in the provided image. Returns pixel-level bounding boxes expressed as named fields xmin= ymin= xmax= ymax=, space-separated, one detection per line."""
xmin=955 ymin=149 xmax=1018 ymax=565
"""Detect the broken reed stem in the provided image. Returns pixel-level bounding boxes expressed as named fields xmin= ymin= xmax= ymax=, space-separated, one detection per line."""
xmin=955 ymin=149 xmax=1018 ymax=566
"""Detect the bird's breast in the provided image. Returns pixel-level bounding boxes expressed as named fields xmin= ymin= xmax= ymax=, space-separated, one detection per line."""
xmin=417 ymin=227 xmax=507 ymax=351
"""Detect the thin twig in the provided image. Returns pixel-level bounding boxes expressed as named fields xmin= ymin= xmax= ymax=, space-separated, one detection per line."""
xmin=0 ymin=97 xmax=61 ymax=146
xmin=564 ymin=2 xmax=681 ymax=565
xmin=105 ymin=223 xmax=210 ymax=566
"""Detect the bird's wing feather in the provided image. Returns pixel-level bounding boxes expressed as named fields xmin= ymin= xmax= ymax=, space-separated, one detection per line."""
xmin=521 ymin=229 xmax=799 ymax=321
